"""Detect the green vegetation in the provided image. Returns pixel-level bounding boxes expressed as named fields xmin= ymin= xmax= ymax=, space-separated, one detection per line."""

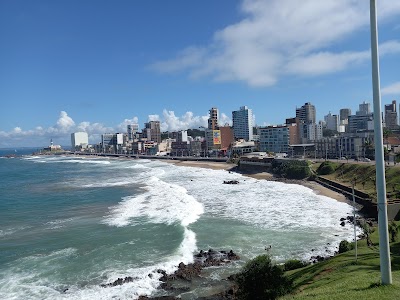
xmin=283 ymin=260 xmax=309 ymax=271
xmin=389 ymin=221 xmax=400 ymax=242
xmin=280 ymin=221 xmax=400 ymax=300
xmin=311 ymin=161 xmax=400 ymax=201
xmin=316 ymin=161 xmax=337 ymax=175
xmin=338 ymin=240 xmax=352 ymax=253
xmin=272 ymin=160 xmax=311 ymax=180
xmin=235 ymin=254 xmax=293 ymax=300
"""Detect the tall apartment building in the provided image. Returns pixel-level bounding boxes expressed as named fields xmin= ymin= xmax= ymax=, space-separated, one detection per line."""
xmin=357 ymin=101 xmax=371 ymax=116
xmin=340 ymin=108 xmax=351 ymax=122
xmin=300 ymin=123 xmax=323 ymax=142
xmin=71 ymin=132 xmax=89 ymax=149
xmin=324 ymin=112 xmax=339 ymax=131
xmin=296 ymin=102 xmax=316 ymax=124
xmin=232 ymin=106 xmax=253 ymax=141
xmin=295 ymin=102 xmax=320 ymax=142
xmin=385 ymin=100 xmax=398 ymax=130
xmin=127 ymin=124 xmax=139 ymax=141
xmin=208 ymin=107 xmax=219 ymax=130
xmin=143 ymin=121 xmax=161 ymax=143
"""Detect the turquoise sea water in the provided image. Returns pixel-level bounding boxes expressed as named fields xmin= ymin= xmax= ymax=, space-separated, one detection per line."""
xmin=0 ymin=151 xmax=356 ymax=299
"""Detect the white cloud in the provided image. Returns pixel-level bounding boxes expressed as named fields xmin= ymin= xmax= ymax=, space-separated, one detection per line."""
xmin=150 ymin=0 xmax=400 ymax=87
xmin=154 ymin=110 xmax=209 ymax=132
xmin=56 ymin=111 xmax=75 ymax=131
xmin=117 ymin=116 xmax=139 ymax=132
xmin=1 ymin=110 xmax=233 ymax=147
xmin=382 ymin=81 xmax=400 ymax=95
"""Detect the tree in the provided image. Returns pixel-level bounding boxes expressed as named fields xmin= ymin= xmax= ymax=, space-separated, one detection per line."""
xmin=388 ymin=221 xmax=400 ymax=242
xmin=323 ymin=128 xmax=338 ymax=137
xmin=364 ymin=140 xmax=375 ymax=160
xmin=235 ymin=255 xmax=292 ymax=300
xmin=360 ymin=221 xmax=374 ymax=246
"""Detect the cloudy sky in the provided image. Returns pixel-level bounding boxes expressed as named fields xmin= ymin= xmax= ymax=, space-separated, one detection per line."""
xmin=1 ymin=0 xmax=400 ymax=148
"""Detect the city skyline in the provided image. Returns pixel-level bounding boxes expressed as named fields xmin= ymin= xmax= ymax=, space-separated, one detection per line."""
xmin=1 ymin=0 xmax=400 ymax=148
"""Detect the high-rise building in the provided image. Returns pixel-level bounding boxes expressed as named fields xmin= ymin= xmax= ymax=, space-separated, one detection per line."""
xmin=208 ymin=107 xmax=219 ymax=130
xmin=385 ymin=100 xmax=398 ymax=130
xmin=324 ymin=112 xmax=339 ymax=131
xmin=127 ymin=124 xmax=139 ymax=141
xmin=232 ymin=106 xmax=253 ymax=141
xmin=340 ymin=108 xmax=351 ymax=122
xmin=143 ymin=121 xmax=161 ymax=143
xmin=296 ymin=102 xmax=316 ymax=124
xmin=356 ymin=101 xmax=371 ymax=116
xmin=71 ymin=132 xmax=89 ymax=149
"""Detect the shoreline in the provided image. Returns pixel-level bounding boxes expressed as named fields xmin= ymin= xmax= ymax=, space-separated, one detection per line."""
xmin=163 ymin=160 xmax=348 ymax=204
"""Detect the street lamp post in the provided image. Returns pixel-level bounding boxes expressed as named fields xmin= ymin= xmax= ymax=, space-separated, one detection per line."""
xmin=370 ymin=0 xmax=392 ymax=285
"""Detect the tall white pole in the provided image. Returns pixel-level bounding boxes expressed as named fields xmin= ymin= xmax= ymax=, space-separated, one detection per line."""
xmin=370 ymin=0 xmax=392 ymax=285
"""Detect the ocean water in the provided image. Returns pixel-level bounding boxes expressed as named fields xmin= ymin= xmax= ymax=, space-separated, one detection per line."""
xmin=0 ymin=152 xmax=356 ymax=299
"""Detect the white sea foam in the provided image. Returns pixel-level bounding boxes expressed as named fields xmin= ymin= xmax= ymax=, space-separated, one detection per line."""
xmin=0 ymin=230 xmax=197 ymax=300
xmin=0 ymin=225 xmax=32 ymax=238
xmin=44 ymin=218 xmax=76 ymax=230
xmin=103 ymin=176 xmax=204 ymax=227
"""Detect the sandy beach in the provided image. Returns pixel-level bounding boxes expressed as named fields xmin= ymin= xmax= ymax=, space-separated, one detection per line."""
xmin=164 ymin=159 xmax=348 ymax=203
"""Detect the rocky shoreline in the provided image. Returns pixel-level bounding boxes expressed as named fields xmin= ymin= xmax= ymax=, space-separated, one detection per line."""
xmin=101 ymin=249 xmax=240 ymax=299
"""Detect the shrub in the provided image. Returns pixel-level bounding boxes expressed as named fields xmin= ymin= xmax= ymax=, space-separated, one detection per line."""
xmin=283 ymin=259 xmax=308 ymax=271
xmin=271 ymin=160 xmax=311 ymax=179
xmin=338 ymin=240 xmax=352 ymax=253
xmin=235 ymin=255 xmax=293 ymax=300
xmin=317 ymin=161 xmax=336 ymax=175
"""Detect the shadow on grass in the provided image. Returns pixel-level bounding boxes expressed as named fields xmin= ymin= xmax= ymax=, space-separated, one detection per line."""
xmin=352 ymin=282 xmax=382 ymax=292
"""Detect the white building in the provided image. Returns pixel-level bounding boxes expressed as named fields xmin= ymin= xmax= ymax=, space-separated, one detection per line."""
xmin=232 ymin=106 xmax=253 ymax=141
xmin=71 ymin=132 xmax=89 ymax=149
xmin=324 ymin=112 xmax=339 ymax=131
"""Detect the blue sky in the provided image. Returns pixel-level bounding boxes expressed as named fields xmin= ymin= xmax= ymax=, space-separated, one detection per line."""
xmin=1 ymin=0 xmax=400 ymax=148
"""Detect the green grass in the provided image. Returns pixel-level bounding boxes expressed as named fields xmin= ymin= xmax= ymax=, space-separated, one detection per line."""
xmin=280 ymin=222 xmax=400 ymax=300
xmin=311 ymin=161 xmax=400 ymax=201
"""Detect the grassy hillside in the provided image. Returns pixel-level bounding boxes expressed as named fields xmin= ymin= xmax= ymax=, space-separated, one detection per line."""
xmin=281 ymin=222 xmax=400 ymax=300
xmin=311 ymin=161 xmax=400 ymax=201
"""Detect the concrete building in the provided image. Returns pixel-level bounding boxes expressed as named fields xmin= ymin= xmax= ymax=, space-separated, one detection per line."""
xmin=205 ymin=129 xmax=221 ymax=151
xmin=232 ymin=106 xmax=253 ymax=141
xmin=219 ymin=126 xmax=234 ymax=154
xmin=127 ymin=124 xmax=139 ymax=141
xmin=208 ymin=107 xmax=219 ymax=130
xmin=340 ymin=108 xmax=351 ymax=122
xmin=348 ymin=114 xmax=374 ymax=133
xmin=324 ymin=112 xmax=339 ymax=131
xmin=143 ymin=121 xmax=161 ymax=143
xmin=300 ymin=122 xmax=322 ymax=143
xmin=259 ymin=125 xmax=290 ymax=153
xmin=231 ymin=140 xmax=256 ymax=156
xmin=296 ymin=102 xmax=316 ymax=124
xmin=357 ymin=101 xmax=371 ymax=116
xmin=71 ymin=132 xmax=89 ymax=149
xmin=101 ymin=133 xmax=124 ymax=153
xmin=171 ymin=130 xmax=188 ymax=143
xmin=385 ymin=100 xmax=398 ymax=130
